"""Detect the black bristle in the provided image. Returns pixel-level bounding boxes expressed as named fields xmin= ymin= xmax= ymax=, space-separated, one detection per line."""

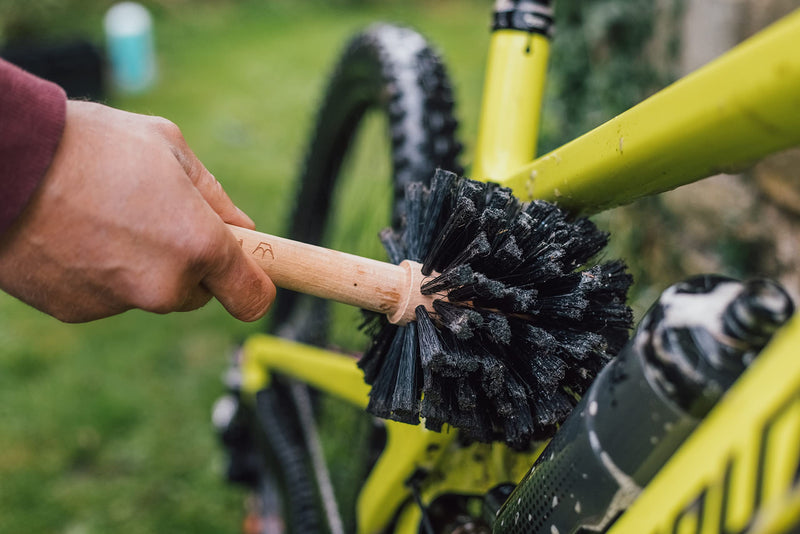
xmin=532 ymin=389 xmax=575 ymax=430
xmin=421 ymin=178 xmax=487 ymax=275
xmin=478 ymin=208 xmax=508 ymax=246
xmin=482 ymin=310 xmax=512 ymax=346
xmin=478 ymin=354 xmax=506 ymax=399
xmin=531 ymin=350 xmax=568 ymax=393
xmin=550 ymin=329 xmax=607 ymax=362
xmin=404 ymin=183 xmax=427 ymax=262
xmin=416 ymin=305 xmax=444 ymax=368
xmin=421 ymin=194 xmax=478 ymax=275
xmin=379 ymin=228 xmax=405 ymax=265
xmin=417 ymin=314 xmax=469 ymax=376
xmin=503 ymin=323 xmax=560 ymax=396
xmin=420 ymin=264 xmax=473 ymax=295
xmin=433 ymin=300 xmax=483 ymax=340
xmin=358 ymin=174 xmax=634 ymax=449
xmin=535 ymin=278 xmax=590 ymax=322
xmin=491 ymin=235 xmax=524 ymax=271
xmin=457 ymin=379 xmax=478 ymax=411
xmin=364 ymin=327 xmax=405 ymax=419
xmin=457 ymin=177 xmax=488 ymax=206
xmin=560 ymin=217 xmax=609 ymax=271
xmin=444 ymin=232 xmax=492 ymax=272
xmin=358 ymin=321 xmax=397 ymax=383
xmin=418 ymin=169 xmax=458 ymax=264
xmin=445 ymin=272 xmax=507 ymax=303
xmin=446 ymin=273 xmax=537 ymax=313
xmin=390 ymin=322 xmax=421 ymax=424
xmin=485 ymin=184 xmax=513 ymax=211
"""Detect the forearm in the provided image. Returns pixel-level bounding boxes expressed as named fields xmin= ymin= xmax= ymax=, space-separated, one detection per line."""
xmin=0 ymin=58 xmax=67 ymax=236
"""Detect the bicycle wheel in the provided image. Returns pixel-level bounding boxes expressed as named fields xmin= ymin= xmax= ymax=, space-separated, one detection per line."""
xmin=257 ymin=23 xmax=463 ymax=534
xmin=275 ymin=22 xmax=463 ymax=338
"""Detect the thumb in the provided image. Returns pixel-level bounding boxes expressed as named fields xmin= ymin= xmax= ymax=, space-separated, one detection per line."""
xmin=203 ymin=228 xmax=276 ymax=321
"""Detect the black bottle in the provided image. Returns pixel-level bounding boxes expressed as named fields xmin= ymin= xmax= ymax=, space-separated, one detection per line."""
xmin=494 ymin=275 xmax=794 ymax=534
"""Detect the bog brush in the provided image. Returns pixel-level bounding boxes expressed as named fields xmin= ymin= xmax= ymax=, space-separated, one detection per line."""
xmin=228 ymin=169 xmax=633 ymax=449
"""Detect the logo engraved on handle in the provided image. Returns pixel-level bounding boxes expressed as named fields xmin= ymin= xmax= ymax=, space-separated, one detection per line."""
xmin=252 ymin=241 xmax=274 ymax=260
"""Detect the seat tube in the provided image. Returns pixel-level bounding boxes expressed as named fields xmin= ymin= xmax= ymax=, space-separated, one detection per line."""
xmin=472 ymin=0 xmax=552 ymax=191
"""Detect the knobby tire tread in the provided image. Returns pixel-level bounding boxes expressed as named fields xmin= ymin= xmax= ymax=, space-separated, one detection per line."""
xmin=275 ymin=22 xmax=463 ymax=324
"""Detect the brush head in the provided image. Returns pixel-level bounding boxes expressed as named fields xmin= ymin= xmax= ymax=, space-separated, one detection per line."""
xmin=359 ymin=170 xmax=633 ymax=449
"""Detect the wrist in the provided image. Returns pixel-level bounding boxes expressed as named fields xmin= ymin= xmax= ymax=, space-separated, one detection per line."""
xmin=0 ymin=59 xmax=67 ymax=238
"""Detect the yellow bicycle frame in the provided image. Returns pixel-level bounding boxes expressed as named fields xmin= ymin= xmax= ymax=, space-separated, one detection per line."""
xmin=237 ymin=7 xmax=800 ymax=534
xmin=241 ymin=334 xmax=545 ymax=533
xmin=472 ymin=30 xmax=550 ymax=183
xmin=500 ymin=9 xmax=800 ymax=214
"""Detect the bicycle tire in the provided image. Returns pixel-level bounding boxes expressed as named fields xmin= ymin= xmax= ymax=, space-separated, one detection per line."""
xmin=274 ymin=22 xmax=463 ymax=329
xmin=258 ymin=23 xmax=463 ymax=534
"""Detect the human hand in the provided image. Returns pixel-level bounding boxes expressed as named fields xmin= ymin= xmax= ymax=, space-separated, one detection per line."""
xmin=0 ymin=100 xmax=275 ymax=322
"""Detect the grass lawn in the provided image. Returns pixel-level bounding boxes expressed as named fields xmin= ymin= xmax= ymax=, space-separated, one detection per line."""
xmin=0 ymin=2 xmax=490 ymax=532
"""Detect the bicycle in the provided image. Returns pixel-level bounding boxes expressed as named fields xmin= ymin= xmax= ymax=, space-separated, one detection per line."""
xmin=213 ymin=3 xmax=800 ymax=533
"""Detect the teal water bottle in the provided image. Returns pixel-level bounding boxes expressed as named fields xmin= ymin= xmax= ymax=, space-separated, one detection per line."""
xmin=103 ymin=2 xmax=156 ymax=93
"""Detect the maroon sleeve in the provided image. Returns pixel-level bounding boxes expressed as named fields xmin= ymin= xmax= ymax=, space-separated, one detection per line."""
xmin=0 ymin=58 xmax=67 ymax=237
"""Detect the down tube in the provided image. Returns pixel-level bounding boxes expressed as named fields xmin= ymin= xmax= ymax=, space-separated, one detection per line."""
xmin=606 ymin=318 xmax=800 ymax=534
xmin=499 ymin=8 xmax=800 ymax=213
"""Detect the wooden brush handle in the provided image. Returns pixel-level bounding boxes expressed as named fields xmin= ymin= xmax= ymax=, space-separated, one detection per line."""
xmin=228 ymin=225 xmax=433 ymax=325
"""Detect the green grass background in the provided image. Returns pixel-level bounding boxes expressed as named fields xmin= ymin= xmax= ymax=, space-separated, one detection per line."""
xmin=0 ymin=2 xmax=491 ymax=532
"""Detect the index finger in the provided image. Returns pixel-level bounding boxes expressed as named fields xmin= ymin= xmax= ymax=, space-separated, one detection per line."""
xmin=156 ymin=118 xmax=257 ymax=230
